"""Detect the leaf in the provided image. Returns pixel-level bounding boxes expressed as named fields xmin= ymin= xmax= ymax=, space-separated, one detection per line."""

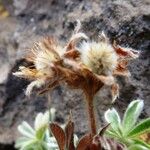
xmin=18 ymin=122 xmax=35 ymax=138
xmin=15 ymin=137 xmax=32 ymax=148
xmin=49 ymin=108 xmax=56 ymax=122
xmin=34 ymin=113 xmax=44 ymax=130
xmin=127 ymin=118 xmax=150 ymax=138
xmin=50 ymin=123 xmax=66 ymax=150
xmin=16 ymin=138 xmax=37 ymax=150
xmin=122 ymin=100 xmax=144 ymax=134
xmin=76 ymin=134 xmax=92 ymax=150
xmin=131 ymin=139 xmax=150 ymax=149
xmin=128 ymin=144 xmax=149 ymax=150
xmin=34 ymin=112 xmax=49 ymax=131
xmin=105 ymin=129 xmax=120 ymax=139
xmin=36 ymin=126 xmax=47 ymax=140
xmin=104 ymin=108 xmax=122 ymax=136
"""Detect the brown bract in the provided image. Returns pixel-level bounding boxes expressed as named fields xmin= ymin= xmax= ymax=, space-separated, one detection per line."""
xmin=50 ymin=116 xmax=126 ymax=150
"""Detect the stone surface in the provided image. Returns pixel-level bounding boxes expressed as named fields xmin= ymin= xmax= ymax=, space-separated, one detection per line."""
xmin=0 ymin=0 xmax=150 ymax=149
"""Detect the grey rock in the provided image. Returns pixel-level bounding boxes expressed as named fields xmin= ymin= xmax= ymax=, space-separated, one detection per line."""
xmin=0 ymin=0 xmax=149 ymax=149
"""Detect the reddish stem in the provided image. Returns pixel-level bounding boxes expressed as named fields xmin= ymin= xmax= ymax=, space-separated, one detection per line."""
xmin=85 ymin=93 xmax=97 ymax=136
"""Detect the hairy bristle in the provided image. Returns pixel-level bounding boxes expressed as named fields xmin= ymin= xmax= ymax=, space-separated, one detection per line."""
xmin=79 ymin=41 xmax=118 ymax=75
xmin=31 ymin=37 xmax=63 ymax=74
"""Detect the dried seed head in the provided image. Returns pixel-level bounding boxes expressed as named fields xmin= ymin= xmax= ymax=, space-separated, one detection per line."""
xmin=13 ymin=21 xmax=139 ymax=101
xmin=79 ymin=41 xmax=118 ymax=75
xmin=32 ymin=38 xmax=63 ymax=74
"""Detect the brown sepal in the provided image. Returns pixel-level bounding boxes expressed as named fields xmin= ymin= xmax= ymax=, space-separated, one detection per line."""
xmin=76 ymin=134 xmax=92 ymax=150
xmin=50 ymin=115 xmax=75 ymax=150
xmin=50 ymin=123 xmax=66 ymax=150
xmin=111 ymin=83 xmax=119 ymax=103
xmin=113 ymin=43 xmax=139 ymax=59
xmin=64 ymin=49 xmax=80 ymax=59
xmin=98 ymin=123 xmax=110 ymax=136
xmin=65 ymin=116 xmax=75 ymax=150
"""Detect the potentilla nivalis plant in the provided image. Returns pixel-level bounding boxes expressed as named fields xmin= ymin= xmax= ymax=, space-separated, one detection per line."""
xmin=13 ymin=20 xmax=139 ymax=136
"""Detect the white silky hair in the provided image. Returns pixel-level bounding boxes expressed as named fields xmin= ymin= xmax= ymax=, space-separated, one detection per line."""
xmin=25 ymin=79 xmax=45 ymax=96
xmin=34 ymin=44 xmax=63 ymax=74
xmin=78 ymin=41 xmax=118 ymax=75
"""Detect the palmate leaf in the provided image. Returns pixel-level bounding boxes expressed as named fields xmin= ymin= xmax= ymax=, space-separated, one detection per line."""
xmin=122 ymin=100 xmax=144 ymax=134
xmin=16 ymin=108 xmax=59 ymax=150
xmin=127 ymin=118 xmax=150 ymax=138
xmin=104 ymin=108 xmax=122 ymax=136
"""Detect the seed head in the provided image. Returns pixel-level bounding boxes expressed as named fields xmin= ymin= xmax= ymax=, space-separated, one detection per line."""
xmin=13 ymin=21 xmax=139 ymax=102
xmin=79 ymin=40 xmax=118 ymax=75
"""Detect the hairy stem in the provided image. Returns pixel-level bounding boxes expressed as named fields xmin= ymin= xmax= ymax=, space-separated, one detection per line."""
xmin=85 ymin=93 xmax=97 ymax=136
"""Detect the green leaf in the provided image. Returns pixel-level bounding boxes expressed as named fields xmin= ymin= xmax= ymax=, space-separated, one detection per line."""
xmin=122 ymin=100 xmax=144 ymax=134
xmin=128 ymin=144 xmax=148 ymax=150
xmin=128 ymin=118 xmax=150 ymax=137
xmin=15 ymin=137 xmax=31 ymax=148
xmin=16 ymin=108 xmax=58 ymax=150
xmin=104 ymin=108 xmax=122 ymax=136
xmin=16 ymin=139 xmax=37 ymax=150
xmin=49 ymin=108 xmax=56 ymax=122
xmin=131 ymin=139 xmax=150 ymax=149
xmin=34 ymin=113 xmax=44 ymax=130
xmin=105 ymin=129 xmax=121 ymax=139
xmin=18 ymin=121 xmax=35 ymax=138
xmin=36 ymin=126 xmax=47 ymax=140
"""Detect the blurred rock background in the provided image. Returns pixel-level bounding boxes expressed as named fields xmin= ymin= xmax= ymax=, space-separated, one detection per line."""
xmin=0 ymin=0 xmax=149 ymax=149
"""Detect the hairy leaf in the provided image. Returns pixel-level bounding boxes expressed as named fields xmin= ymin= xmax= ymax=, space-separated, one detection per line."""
xmin=104 ymin=108 xmax=122 ymax=136
xmin=18 ymin=122 xmax=35 ymax=138
xmin=122 ymin=100 xmax=144 ymax=134
xmin=36 ymin=126 xmax=47 ymax=140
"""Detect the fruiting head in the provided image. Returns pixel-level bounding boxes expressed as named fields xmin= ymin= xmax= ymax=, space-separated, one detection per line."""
xmin=79 ymin=41 xmax=118 ymax=75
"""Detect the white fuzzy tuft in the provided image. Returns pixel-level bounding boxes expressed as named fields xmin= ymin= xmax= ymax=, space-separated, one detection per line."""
xmin=79 ymin=41 xmax=118 ymax=75
xmin=13 ymin=72 xmax=24 ymax=77
xmin=34 ymin=44 xmax=63 ymax=74
xmin=25 ymin=79 xmax=45 ymax=96
xmin=34 ymin=111 xmax=49 ymax=131
xmin=69 ymin=32 xmax=88 ymax=43
xmin=35 ymin=50 xmax=54 ymax=72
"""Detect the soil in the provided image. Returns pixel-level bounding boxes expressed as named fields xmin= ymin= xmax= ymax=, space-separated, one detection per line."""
xmin=0 ymin=0 xmax=150 ymax=149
